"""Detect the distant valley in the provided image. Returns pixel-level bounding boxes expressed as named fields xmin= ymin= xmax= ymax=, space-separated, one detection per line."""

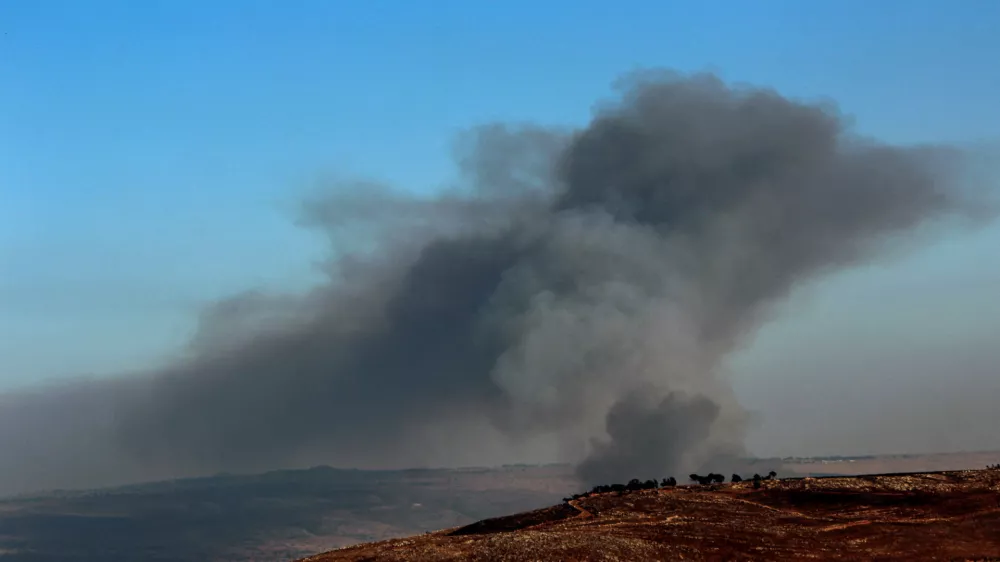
xmin=1 ymin=451 xmax=996 ymax=561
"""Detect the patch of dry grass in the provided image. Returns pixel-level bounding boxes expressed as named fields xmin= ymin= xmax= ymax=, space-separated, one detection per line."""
xmin=300 ymin=469 xmax=1000 ymax=561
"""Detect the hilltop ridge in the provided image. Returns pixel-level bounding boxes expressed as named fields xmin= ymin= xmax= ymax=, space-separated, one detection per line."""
xmin=300 ymin=468 xmax=1000 ymax=561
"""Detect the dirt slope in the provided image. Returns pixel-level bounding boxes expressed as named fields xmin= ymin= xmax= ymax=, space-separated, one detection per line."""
xmin=298 ymin=469 xmax=1000 ymax=561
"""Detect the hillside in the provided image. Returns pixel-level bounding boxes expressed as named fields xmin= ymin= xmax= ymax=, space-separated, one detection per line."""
xmin=300 ymin=468 xmax=1000 ymax=561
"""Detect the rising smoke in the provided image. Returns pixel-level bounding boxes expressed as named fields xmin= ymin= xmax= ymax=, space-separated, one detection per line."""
xmin=0 ymin=71 xmax=984 ymax=494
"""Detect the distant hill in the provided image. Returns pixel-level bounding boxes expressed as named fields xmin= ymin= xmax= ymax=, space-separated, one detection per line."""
xmin=299 ymin=468 xmax=1000 ymax=561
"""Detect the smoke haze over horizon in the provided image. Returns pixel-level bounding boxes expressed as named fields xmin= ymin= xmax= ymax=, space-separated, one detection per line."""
xmin=0 ymin=71 xmax=993 ymax=495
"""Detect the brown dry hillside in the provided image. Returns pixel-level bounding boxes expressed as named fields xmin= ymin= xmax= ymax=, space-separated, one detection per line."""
xmin=298 ymin=468 xmax=1000 ymax=561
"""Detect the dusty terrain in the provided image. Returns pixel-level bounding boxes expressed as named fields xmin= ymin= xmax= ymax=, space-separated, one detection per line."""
xmin=301 ymin=468 xmax=1000 ymax=561
xmin=1 ymin=452 xmax=995 ymax=561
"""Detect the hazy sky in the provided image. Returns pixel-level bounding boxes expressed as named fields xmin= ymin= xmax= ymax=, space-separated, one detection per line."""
xmin=2 ymin=0 xmax=998 ymax=459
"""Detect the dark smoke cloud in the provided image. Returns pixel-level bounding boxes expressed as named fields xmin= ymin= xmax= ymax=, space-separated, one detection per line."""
xmin=576 ymin=391 xmax=722 ymax=485
xmin=0 ymin=71 xmax=986 ymax=495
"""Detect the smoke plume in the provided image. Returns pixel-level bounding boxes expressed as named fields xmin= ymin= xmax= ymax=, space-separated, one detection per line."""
xmin=0 ymin=71 xmax=984 ymax=494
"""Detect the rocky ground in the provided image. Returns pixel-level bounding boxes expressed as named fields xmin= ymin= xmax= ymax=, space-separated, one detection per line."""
xmin=300 ymin=468 xmax=1000 ymax=561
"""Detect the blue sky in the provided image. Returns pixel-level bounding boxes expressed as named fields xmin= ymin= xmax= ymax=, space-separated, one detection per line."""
xmin=2 ymin=1 xmax=998 ymax=454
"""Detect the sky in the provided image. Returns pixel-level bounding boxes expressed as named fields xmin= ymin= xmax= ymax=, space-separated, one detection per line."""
xmin=2 ymin=0 xmax=999 ymax=459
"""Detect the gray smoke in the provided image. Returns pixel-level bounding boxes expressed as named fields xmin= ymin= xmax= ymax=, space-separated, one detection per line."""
xmin=576 ymin=390 xmax=723 ymax=484
xmin=0 ymin=71 xmax=985 ymax=495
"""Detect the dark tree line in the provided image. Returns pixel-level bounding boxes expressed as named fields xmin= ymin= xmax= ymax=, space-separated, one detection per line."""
xmin=563 ymin=470 xmax=779 ymax=502
xmin=750 ymin=471 xmax=777 ymax=488
xmin=688 ymin=473 xmax=724 ymax=485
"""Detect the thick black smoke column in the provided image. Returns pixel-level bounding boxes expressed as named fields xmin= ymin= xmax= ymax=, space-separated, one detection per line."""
xmin=0 ymin=71 xmax=982 ymax=494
